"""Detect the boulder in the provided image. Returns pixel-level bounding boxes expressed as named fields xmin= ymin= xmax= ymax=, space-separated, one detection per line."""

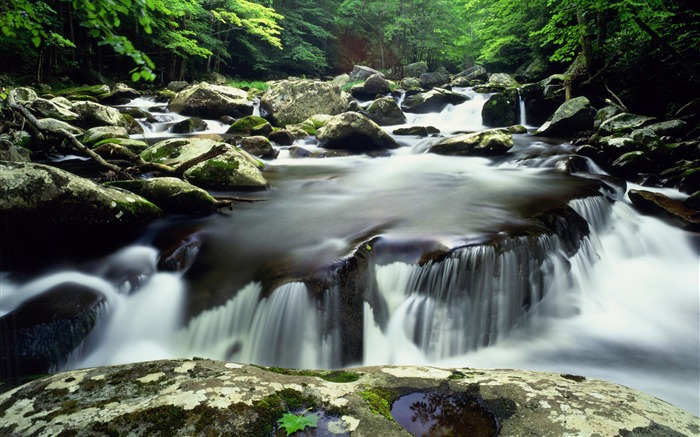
xmin=454 ymin=65 xmax=488 ymax=82
xmin=0 ymin=162 xmax=161 ymax=261
xmin=349 ymin=65 xmax=383 ymax=82
xmin=487 ymin=73 xmax=520 ymax=90
xmin=101 ymin=82 xmax=141 ymax=104
xmin=402 ymin=88 xmax=470 ymax=114
xmin=534 ymin=96 xmax=596 ymax=137
xmin=170 ymin=117 xmax=208 ymax=134
xmin=35 ymin=118 xmax=84 ymax=138
xmin=260 ymin=79 xmax=350 ymax=126
xmin=419 ymin=72 xmax=449 ymax=89
xmin=363 ymin=96 xmax=407 ymax=126
xmin=598 ymin=112 xmax=656 ymax=136
xmin=56 ymin=84 xmax=111 ymax=100
xmin=296 ymin=114 xmax=334 ymax=136
xmin=481 ymin=93 xmax=516 ymax=127
xmin=1 ymin=360 xmax=696 ymax=437
xmin=72 ymin=100 xmax=125 ymax=127
xmin=641 ymin=119 xmax=689 ymax=137
xmin=167 ymin=81 xmax=190 ymax=92
xmin=392 ymin=126 xmax=440 ymax=137
xmin=240 ymin=136 xmax=278 ymax=159
xmin=0 ymin=283 xmax=106 ymax=377
xmin=403 ymin=61 xmax=428 ymax=78
xmin=93 ymin=143 xmax=141 ymax=162
xmin=610 ymin=151 xmax=655 ymax=178
xmin=351 ymin=74 xmax=392 ymax=100
xmin=92 ymin=138 xmax=149 ymax=154
xmin=106 ymin=177 xmax=220 ymax=215
xmin=316 ymin=112 xmax=400 ymax=153
xmin=268 ymin=129 xmax=295 ymax=146
xmin=169 ymin=82 xmax=253 ymax=119
xmin=81 ymin=126 xmax=130 ymax=147
xmin=184 ymin=148 xmax=269 ymax=191
xmin=594 ymin=105 xmax=623 ymax=130
xmin=226 ymin=115 xmax=272 ymax=135
xmin=9 ymin=87 xmax=38 ymax=104
xmin=628 ymin=189 xmax=700 ymax=231
xmin=398 ymin=77 xmax=422 ymax=91
xmin=0 ymin=133 xmax=31 ymax=162
xmin=29 ymin=98 xmax=79 ymax=121
xmin=428 ymin=129 xmax=513 ymax=157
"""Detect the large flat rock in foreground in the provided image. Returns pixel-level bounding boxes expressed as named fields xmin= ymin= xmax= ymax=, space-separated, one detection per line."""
xmin=1 ymin=360 xmax=696 ymax=436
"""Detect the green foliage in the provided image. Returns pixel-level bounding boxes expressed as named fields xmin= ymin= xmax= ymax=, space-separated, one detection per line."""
xmin=277 ymin=408 xmax=319 ymax=436
xmin=228 ymin=79 xmax=269 ymax=92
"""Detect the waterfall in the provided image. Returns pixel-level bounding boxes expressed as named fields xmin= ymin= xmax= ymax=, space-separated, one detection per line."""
xmin=517 ymin=89 xmax=527 ymax=126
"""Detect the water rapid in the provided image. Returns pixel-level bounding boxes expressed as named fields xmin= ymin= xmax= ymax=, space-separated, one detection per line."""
xmin=1 ymin=90 xmax=697 ymax=416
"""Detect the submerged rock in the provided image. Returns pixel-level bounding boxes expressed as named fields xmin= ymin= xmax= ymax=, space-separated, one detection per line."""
xmin=1 ymin=360 xmax=696 ymax=437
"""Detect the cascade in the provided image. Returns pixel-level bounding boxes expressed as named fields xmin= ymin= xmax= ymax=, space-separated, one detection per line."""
xmin=1 ymin=89 xmax=697 ymax=415
xmin=517 ymin=88 xmax=527 ymax=126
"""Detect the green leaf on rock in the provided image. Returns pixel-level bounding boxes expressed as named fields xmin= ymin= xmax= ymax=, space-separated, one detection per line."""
xmin=277 ymin=410 xmax=319 ymax=436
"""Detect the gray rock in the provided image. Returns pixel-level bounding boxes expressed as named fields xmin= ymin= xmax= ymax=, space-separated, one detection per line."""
xmin=487 ymin=73 xmax=520 ymax=89
xmin=225 ymin=115 xmax=271 ymax=135
xmin=534 ymin=96 xmax=596 ymax=137
xmin=429 ymin=129 xmax=513 ymax=156
xmin=364 ymin=96 xmax=407 ymax=126
xmin=398 ymin=77 xmax=422 ymax=91
xmin=169 ymin=82 xmax=253 ymax=119
xmin=240 ymin=136 xmax=278 ymax=159
xmin=29 ymin=98 xmax=79 ymax=121
xmin=594 ymin=105 xmax=623 ymax=130
xmin=363 ymin=73 xmax=392 ymax=96
xmin=0 ymin=133 xmax=31 ymax=162
xmin=268 ymin=129 xmax=295 ymax=146
xmin=1 ymin=360 xmax=696 ymax=437
xmin=403 ymin=61 xmax=428 ymax=78
xmin=482 ymin=93 xmax=515 ymax=127
xmin=598 ymin=112 xmax=656 ymax=136
xmin=35 ymin=118 xmax=84 ymax=137
xmin=349 ymin=65 xmax=383 ymax=82
xmin=170 ymin=117 xmax=208 ymax=134
xmin=419 ymin=71 xmax=449 ymax=89
xmin=611 ymin=151 xmax=655 ymax=177
xmin=316 ymin=112 xmax=400 ymax=153
xmin=167 ymin=81 xmax=190 ymax=92
xmin=392 ymin=126 xmax=440 ymax=137
xmin=261 ymin=79 xmax=350 ymax=126
xmin=455 ymin=65 xmax=488 ymax=82
xmin=72 ymin=100 xmax=125 ymax=127
xmin=402 ymin=88 xmax=470 ymax=114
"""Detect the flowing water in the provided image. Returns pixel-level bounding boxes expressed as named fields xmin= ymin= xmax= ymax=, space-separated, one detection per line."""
xmin=1 ymin=90 xmax=698 ymax=415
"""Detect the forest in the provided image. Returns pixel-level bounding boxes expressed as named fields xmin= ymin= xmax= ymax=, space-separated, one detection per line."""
xmin=1 ymin=0 xmax=698 ymax=117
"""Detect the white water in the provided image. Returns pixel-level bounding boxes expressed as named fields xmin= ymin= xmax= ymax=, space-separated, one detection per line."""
xmin=518 ymin=90 xmax=527 ymax=126
xmin=1 ymin=90 xmax=698 ymax=416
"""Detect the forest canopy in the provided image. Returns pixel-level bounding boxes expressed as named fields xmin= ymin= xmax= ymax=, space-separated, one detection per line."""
xmin=1 ymin=0 xmax=698 ymax=114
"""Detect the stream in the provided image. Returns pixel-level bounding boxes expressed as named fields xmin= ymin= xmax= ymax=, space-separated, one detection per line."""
xmin=1 ymin=89 xmax=698 ymax=415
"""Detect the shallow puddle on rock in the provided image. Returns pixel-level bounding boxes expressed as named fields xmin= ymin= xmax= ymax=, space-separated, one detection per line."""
xmin=390 ymin=391 xmax=498 ymax=437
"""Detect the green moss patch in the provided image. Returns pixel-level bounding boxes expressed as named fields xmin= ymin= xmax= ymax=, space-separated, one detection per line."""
xmin=359 ymin=387 xmax=395 ymax=420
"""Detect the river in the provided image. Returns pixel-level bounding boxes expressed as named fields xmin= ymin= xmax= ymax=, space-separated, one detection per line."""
xmin=1 ymin=88 xmax=698 ymax=415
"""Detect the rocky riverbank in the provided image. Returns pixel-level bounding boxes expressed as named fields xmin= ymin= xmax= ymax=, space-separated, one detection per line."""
xmin=1 ymin=359 xmax=698 ymax=436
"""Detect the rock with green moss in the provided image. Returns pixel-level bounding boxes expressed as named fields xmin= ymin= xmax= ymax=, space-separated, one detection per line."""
xmin=9 ymin=87 xmax=38 ymax=104
xmin=29 ymin=98 xmax=79 ymax=121
xmin=0 ymin=360 xmax=697 ymax=437
xmin=93 ymin=137 xmax=149 ymax=153
xmin=487 ymin=72 xmax=520 ymax=90
xmin=482 ymin=93 xmax=515 ymax=127
xmin=106 ymin=177 xmax=219 ymax=215
xmin=184 ymin=149 xmax=269 ymax=191
xmin=534 ymin=96 xmax=596 ymax=137
xmin=0 ymin=161 xmax=161 ymax=251
xmin=35 ymin=118 xmax=84 ymax=138
xmin=226 ymin=115 xmax=271 ymax=134
xmin=316 ymin=112 xmax=400 ymax=153
xmin=429 ymin=129 xmax=513 ymax=156
xmin=0 ymin=133 xmax=31 ymax=162
xmin=364 ymin=96 xmax=406 ymax=126
xmin=261 ymin=79 xmax=350 ymax=126
xmin=56 ymin=84 xmax=111 ymax=100
xmin=240 ymin=136 xmax=277 ymax=159
xmin=81 ymin=126 xmax=130 ymax=146
xmin=296 ymin=114 xmax=334 ymax=136
xmin=598 ymin=112 xmax=656 ymax=136
xmin=170 ymin=117 xmax=208 ymax=134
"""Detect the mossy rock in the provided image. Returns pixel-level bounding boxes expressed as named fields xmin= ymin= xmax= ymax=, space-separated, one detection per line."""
xmin=93 ymin=138 xmax=149 ymax=153
xmin=55 ymin=84 xmax=111 ymax=100
xmin=184 ymin=149 xmax=269 ymax=191
xmin=429 ymin=129 xmax=513 ymax=156
xmin=82 ymin=126 xmax=130 ymax=147
xmin=106 ymin=177 xmax=219 ymax=215
xmin=226 ymin=115 xmax=270 ymax=134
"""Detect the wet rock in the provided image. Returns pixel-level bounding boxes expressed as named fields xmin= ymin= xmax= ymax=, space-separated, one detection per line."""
xmin=92 ymin=137 xmax=149 ymax=154
xmin=106 ymin=177 xmax=220 ymax=215
xmin=296 ymin=114 xmax=333 ymax=136
xmin=402 ymin=88 xmax=470 ymax=114
xmin=455 ymin=65 xmax=488 ymax=82
xmin=534 ymin=96 xmax=596 ymax=137
xmin=72 ymin=100 xmax=126 ymax=127
xmin=392 ymin=126 xmax=440 ymax=137
xmin=170 ymin=117 xmax=208 ymax=134
xmin=428 ymin=129 xmax=513 ymax=157
xmin=35 ymin=118 xmax=84 ymax=138
xmin=399 ymin=77 xmax=422 ymax=91
xmin=268 ymin=129 xmax=295 ymax=146
xmin=4 ymin=360 xmax=694 ymax=436
xmin=0 ymin=283 xmax=105 ymax=377
xmin=482 ymin=93 xmax=515 ymax=127
xmin=419 ymin=71 xmax=450 ymax=89
xmin=316 ymin=112 xmax=400 ymax=153
xmin=611 ymin=151 xmax=655 ymax=178
xmin=169 ymin=82 xmax=253 ymax=119
xmin=261 ymin=79 xmax=350 ymax=126
xmin=101 ymin=83 xmax=141 ymax=104
xmin=628 ymin=189 xmax=700 ymax=231
xmin=363 ymin=96 xmax=406 ymax=126
xmin=93 ymin=143 xmax=141 ymax=162
xmin=157 ymin=233 xmax=203 ymax=272
xmin=486 ymin=72 xmax=520 ymax=90
xmin=598 ymin=112 xmax=656 ymax=136
xmin=594 ymin=105 xmax=623 ymax=130
xmin=240 ymin=136 xmax=278 ymax=159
